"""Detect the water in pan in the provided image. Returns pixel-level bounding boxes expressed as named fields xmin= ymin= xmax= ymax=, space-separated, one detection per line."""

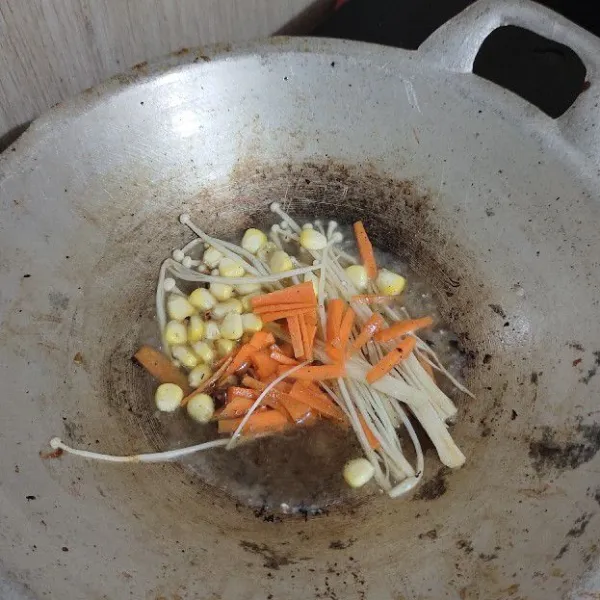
xmin=134 ymin=219 xmax=466 ymax=516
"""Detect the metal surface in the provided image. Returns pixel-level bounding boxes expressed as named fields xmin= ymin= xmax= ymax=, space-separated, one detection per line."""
xmin=1 ymin=0 xmax=600 ymax=598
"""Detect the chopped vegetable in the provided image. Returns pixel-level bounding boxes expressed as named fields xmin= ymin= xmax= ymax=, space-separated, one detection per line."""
xmin=269 ymin=350 xmax=299 ymax=366
xmin=191 ymin=341 xmax=214 ymax=364
xmin=188 ymin=364 xmax=212 ymax=388
xmin=249 ymin=331 xmax=276 ymax=350
xmin=353 ymin=221 xmax=378 ymax=279
xmin=350 ymin=294 xmax=394 ymax=305
xmin=155 ymin=383 xmax=184 ymax=412
xmin=375 ymin=269 xmax=406 ymax=296
xmin=134 ymin=346 xmax=191 ymax=394
xmin=258 ymin=307 xmax=316 ymax=323
xmin=203 ymin=247 xmax=223 ymax=268
xmin=221 ymin=313 xmax=244 ymax=340
xmin=165 ymin=320 xmax=187 ymax=345
xmin=332 ymin=307 xmax=355 ymax=353
xmin=218 ymin=396 xmax=255 ymax=419
xmin=186 ymin=393 xmax=214 ymax=423
xmin=287 ymin=315 xmax=304 ymax=359
xmin=251 ymin=282 xmax=316 ymax=309
xmin=217 ymin=410 xmax=288 ymax=435
xmin=241 ymin=313 xmax=263 ymax=333
xmin=343 ymin=458 xmax=375 ymax=488
xmin=252 ymin=301 xmax=316 ymax=315
xmin=374 ymin=316 xmax=434 ymax=343
xmin=187 ymin=315 xmax=205 ymax=343
xmin=286 ymin=363 xmax=346 ymax=381
xmin=189 ymin=288 xmax=217 ymax=310
xmin=167 ymin=295 xmax=195 ymax=321
xmin=345 ymin=265 xmax=368 ymax=291
xmin=218 ymin=257 xmax=245 ymax=278
xmin=349 ymin=314 xmax=384 ymax=355
xmin=241 ymin=228 xmax=268 ymax=254
xmin=289 ymin=381 xmax=345 ymax=421
xmin=326 ymin=298 xmax=345 ymax=343
xmin=250 ymin=351 xmax=279 ymax=379
xmin=171 ymin=345 xmax=198 ymax=369
xmin=215 ymin=338 xmax=236 ymax=358
xmin=269 ymin=250 xmax=294 ymax=273
xmin=209 ymin=282 xmax=233 ymax=301
xmin=366 ymin=337 xmax=417 ymax=383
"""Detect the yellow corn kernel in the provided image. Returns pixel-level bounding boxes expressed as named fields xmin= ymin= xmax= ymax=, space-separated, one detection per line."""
xmin=155 ymin=383 xmax=183 ymax=412
xmin=171 ymin=345 xmax=198 ymax=369
xmin=269 ymin=250 xmax=293 ymax=273
xmin=345 ymin=265 xmax=369 ymax=291
xmin=220 ymin=312 xmax=243 ymax=340
xmin=167 ymin=294 xmax=195 ymax=321
xmin=376 ymin=269 xmax=406 ymax=296
xmin=209 ymin=282 xmax=233 ymax=301
xmin=218 ymin=257 xmax=245 ymax=278
xmin=164 ymin=320 xmax=187 ymax=345
xmin=189 ymin=287 xmax=217 ymax=311
xmin=186 ymin=393 xmax=214 ymax=423
xmin=242 ymin=313 xmax=263 ymax=333
xmin=187 ymin=315 xmax=204 ymax=343
xmin=215 ymin=338 xmax=236 ymax=357
xmin=191 ymin=341 xmax=215 ymax=364
xmin=188 ymin=364 xmax=212 ymax=388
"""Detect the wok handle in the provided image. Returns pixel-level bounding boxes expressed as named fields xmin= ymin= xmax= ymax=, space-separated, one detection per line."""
xmin=419 ymin=0 xmax=600 ymax=158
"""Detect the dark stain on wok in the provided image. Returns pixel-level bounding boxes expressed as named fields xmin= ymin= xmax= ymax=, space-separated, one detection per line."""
xmin=529 ymin=424 xmax=600 ymax=472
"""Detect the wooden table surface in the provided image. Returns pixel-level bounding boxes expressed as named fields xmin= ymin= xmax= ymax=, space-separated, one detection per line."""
xmin=0 ymin=0 xmax=329 ymax=142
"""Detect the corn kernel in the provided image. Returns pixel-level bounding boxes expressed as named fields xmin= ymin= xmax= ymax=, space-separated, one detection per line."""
xmin=220 ymin=312 xmax=243 ymax=340
xmin=171 ymin=345 xmax=198 ymax=369
xmin=269 ymin=250 xmax=293 ymax=274
xmin=241 ymin=228 xmax=268 ymax=254
xmin=343 ymin=458 xmax=375 ymax=488
xmin=345 ymin=265 xmax=369 ymax=291
xmin=186 ymin=393 xmax=214 ymax=423
xmin=187 ymin=315 xmax=204 ymax=343
xmin=215 ymin=338 xmax=236 ymax=357
xmin=204 ymin=321 xmax=221 ymax=340
xmin=203 ymin=246 xmax=223 ymax=268
xmin=376 ymin=269 xmax=406 ymax=296
xmin=211 ymin=299 xmax=243 ymax=320
xmin=300 ymin=228 xmax=328 ymax=251
xmin=155 ymin=383 xmax=183 ymax=412
xmin=218 ymin=257 xmax=245 ymax=278
xmin=167 ymin=294 xmax=195 ymax=321
xmin=209 ymin=282 xmax=233 ymax=301
xmin=242 ymin=313 xmax=263 ymax=333
xmin=240 ymin=293 xmax=260 ymax=312
xmin=256 ymin=241 xmax=277 ymax=262
xmin=188 ymin=364 xmax=212 ymax=388
xmin=164 ymin=320 xmax=187 ymax=345
xmin=191 ymin=341 xmax=215 ymax=364
xmin=189 ymin=288 xmax=217 ymax=311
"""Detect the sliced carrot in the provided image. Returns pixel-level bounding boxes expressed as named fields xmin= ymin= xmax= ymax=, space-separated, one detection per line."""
xmin=249 ymin=331 xmax=276 ymax=350
xmin=326 ymin=298 xmax=345 ymax=343
xmin=366 ymin=337 xmax=416 ymax=384
xmin=287 ymin=315 xmax=305 ymax=359
xmin=217 ymin=410 xmax=288 ymax=435
xmin=353 ymin=221 xmax=378 ymax=280
xmin=289 ymin=381 xmax=346 ymax=421
xmin=251 ymin=282 xmax=316 ymax=309
xmin=270 ymin=350 xmax=299 ymax=366
xmin=253 ymin=302 xmax=316 ymax=315
xmin=285 ymin=363 xmax=345 ymax=381
xmin=227 ymin=386 xmax=260 ymax=403
xmin=332 ymin=307 xmax=355 ymax=352
xmin=305 ymin=312 xmax=318 ymax=360
xmin=325 ymin=343 xmax=343 ymax=362
xmin=259 ymin=307 xmax=315 ymax=323
xmin=374 ymin=316 xmax=434 ymax=343
xmin=217 ymin=397 xmax=255 ymax=419
xmin=277 ymin=395 xmax=313 ymax=424
xmin=250 ymin=350 xmax=279 ymax=380
xmin=225 ymin=343 xmax=254 ymax=376
xmin=359 ymin=415 xmax=381 ymax=450
xmin=133 ymin=346 xmax=191 ymax=395
xmin=298 ymin=314 xmax=311 ymax=361
xmin=349 ymin=314 xmax=385 ymax=355
xmin=351 ymin=294 xmax=394 ymax=305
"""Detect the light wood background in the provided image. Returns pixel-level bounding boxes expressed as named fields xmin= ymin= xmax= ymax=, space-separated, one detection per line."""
xmin=0 ymin=0 xmax=330 ymax=141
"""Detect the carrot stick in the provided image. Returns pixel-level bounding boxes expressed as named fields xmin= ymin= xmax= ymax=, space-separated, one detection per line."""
xmin=133 ymin=346 xmax=191 ymax=395
xmin=332 ymin=307 xmax=355 ymax=351
xmin=277 ymin=395 xmax=313 ymax=424
xmin=253 ymin=302 xmax=316 ymax=315
xmin=326 ymin=299 xmax=345 ymax=343
xmin=285 ymin=363 xmax=345 ymax=381
xmin=250 ymin=350 xmax=279 ymax=380
xmin=224 ymin=343 xmax=254 ymax=376
xmin=359 ymin=415 xmax=381 ymax=450
xmin=365 ymin=337 xmax=417 ymax=384
xmin=251 ymin=282 xmax=316 ymax=309
xmin=325 ymin=343 xmax=343 ymax=362
xmin=289 ymin=381 xmax=346 ymax=421
xmin=351 ymin=294 xmax=394 ymax=305
xmin=353 ymin=221 xmax=378 ymax=279
xmin=305 ymin=312 xmax=317 ymax=360
xmin=374 ymin=316 xmax=434 ymax=343
xmin=349 ymin=314 xmax=385 ymax=355
xmin=249 ymin=331 xmax=276 ymax=350
xmin=217 ymin=397 xmax=255 ymax=419
xmin=298 ymin=314 xmax=311 ymax=361
xmin=270 ymin=350 xmax=299 ymax=366
xmin=227 ymin=386 xmax=260 ymax=402
xmin=287 ymin=316 xmax=305 ymax=359
xmin=259 ymin=307 xmax=315 ymax=323
xmin=218 ymin=410 xmax=288 ymax=435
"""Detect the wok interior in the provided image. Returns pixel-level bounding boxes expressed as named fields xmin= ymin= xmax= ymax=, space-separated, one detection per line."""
xmin=3 ymin=42 xmax=600 ymax=598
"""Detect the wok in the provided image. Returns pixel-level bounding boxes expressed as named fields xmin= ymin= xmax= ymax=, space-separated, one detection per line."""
xmin=2 ymin=0 xmax=600 ymax=597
